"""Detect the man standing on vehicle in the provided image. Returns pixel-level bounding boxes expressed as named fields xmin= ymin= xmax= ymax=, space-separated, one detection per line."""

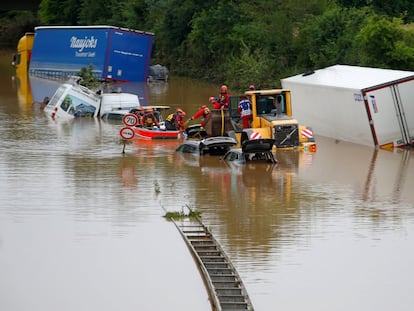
xmin=238 ymin=95 xmax=252 ymax=128
xmin=218 ymin=84 xmax=230 ymax=109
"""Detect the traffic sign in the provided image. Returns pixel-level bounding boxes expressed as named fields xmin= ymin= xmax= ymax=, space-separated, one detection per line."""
xmin=120 ymin=127 xmax=135 ymax=140
xmin=122 ymin=113 xmax=139 ymax=127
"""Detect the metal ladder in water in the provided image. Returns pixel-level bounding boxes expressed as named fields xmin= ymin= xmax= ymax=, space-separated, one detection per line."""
xmin=173 ymin=218 xmax=254 ymax=311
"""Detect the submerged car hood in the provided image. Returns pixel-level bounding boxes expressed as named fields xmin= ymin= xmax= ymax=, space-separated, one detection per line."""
xmin=241 ymin=138 xmax=275 ymax=153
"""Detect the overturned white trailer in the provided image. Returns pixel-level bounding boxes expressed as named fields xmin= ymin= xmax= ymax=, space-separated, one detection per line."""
xmin=281 ymin=65 xmax=414 ymax=149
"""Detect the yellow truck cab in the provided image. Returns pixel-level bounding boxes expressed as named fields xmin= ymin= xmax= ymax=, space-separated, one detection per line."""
xmin=225 ymin=88 xmax=316 ymax=151
xmin=12 ymin=32 xmax=34 ymax=74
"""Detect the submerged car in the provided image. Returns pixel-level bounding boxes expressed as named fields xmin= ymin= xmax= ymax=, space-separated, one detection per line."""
xmin=176 ymin=136 xmax=238 ymax=155
xmin=222 ymin=138 xmax=277 ymax=164
xmin=44 ymin=77 xmax=140 ymax=120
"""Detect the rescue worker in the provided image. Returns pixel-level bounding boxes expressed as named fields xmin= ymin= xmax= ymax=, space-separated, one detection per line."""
xmin=165 ymin=110 xmax=178 ymax=130
xmin=174 ymin=108 xmax=187 ymax=131
xmin=238 ymin=95 xmax=253 ymax=128
xmin=189 ymin=105 xmax=211 ymax=128
xmin=218 ymin=84 xmax=230 ymax=109
xmin=165 ymin=108 xmax=187 ymax=130
xmin=143 ymin=108 xmax=159 ymax=128
xmin=249 ymin=84 xmax=255 ymax=91
xmin=132 ymin=107 xmax=145 ymax=126
xmin=209 ymin=96 xmax=221 ymax=109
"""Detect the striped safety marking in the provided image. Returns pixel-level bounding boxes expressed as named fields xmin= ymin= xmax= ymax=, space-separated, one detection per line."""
xmin=301 ymin=128 xmax=313 ymax=139
xmin=250 ymin=131 xmax=262 ymax=140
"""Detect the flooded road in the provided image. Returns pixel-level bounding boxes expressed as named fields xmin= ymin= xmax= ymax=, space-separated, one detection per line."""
xmin=1 ymin=51 xmax=414 ymax=311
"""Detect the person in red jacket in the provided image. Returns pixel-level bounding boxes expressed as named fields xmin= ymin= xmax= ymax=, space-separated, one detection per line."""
xmin=209 ymin=96 xmax=221 ymax=109
xmin=189 ymin=105 xmax=211 ymax=127
xmin=218 ymin=84 xmax=230 ymax=109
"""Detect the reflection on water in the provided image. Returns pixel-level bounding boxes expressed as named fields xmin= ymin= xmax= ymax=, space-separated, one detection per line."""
xmin=1 ymin=58 xmax=414 ymax=311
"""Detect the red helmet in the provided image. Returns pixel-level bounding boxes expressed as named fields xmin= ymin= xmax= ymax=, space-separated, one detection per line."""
xmin=176 ymin=108 xmax=184 ymax=114
xmin=201 ymin=105 xmax=207 ymax=109
xmin=249 ymin=85 xmax=255 ymax=90
xmin=220 ymin=85 xmax=227 ymax=93
xmin=209 ymin=96 xmax=215 ymax=103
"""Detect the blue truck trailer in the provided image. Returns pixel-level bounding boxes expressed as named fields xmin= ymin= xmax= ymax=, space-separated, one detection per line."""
xmin=29 ymin=26 xmax=154 ymax=82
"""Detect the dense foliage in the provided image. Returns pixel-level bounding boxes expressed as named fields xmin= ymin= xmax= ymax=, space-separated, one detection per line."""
xmin=3 ymin=0 xmax=414 ymax=90
xmin=0 ymin=11 xmax=39 ymax=49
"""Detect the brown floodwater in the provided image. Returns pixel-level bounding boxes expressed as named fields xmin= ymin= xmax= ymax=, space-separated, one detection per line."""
xmin=1 ymin=50 xmax=414 ymax=311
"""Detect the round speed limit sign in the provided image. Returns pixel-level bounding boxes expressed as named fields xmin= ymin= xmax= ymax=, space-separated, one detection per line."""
xmin=120 ymin=127 xmax=135 ymax=140
xmin=122 ymin=113 xmax=139 ymax=127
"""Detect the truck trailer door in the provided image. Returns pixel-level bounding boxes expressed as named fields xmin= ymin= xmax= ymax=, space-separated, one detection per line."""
xmin=364 ymin=79 xmax=414 ymax=147
xmin=105 ymin=29 xmax=153 ymax=81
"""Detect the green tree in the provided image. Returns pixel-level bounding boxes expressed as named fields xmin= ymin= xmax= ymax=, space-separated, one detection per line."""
xmin=336 ymin=0 xmax=414 ymax=22
xmin=185 ymin=1 xmax=243 ymax=79
xmin=78 ymin=0 xmax=126 ymax=26
xmin=0 ymin=11 xmax=39 ymax=48
xmin=33 ymin=0 xmax=414 ymax=88
xmin=122 ymin=0 xmax=151 ymax=30
xmin=39 ymin=0 xmax=81 ymax=25
xmin=355 ymin=16 xmax=414 ymax=69
xmin=293 ymin=7 xmax=374 ymax=70
xmin=151 ymin=0 xmax=207 ymax=70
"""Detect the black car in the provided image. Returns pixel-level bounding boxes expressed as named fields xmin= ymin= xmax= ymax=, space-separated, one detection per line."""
xmin=222 ymin=138 xmax=277 ymax=164
xmin=176 ymin=136 xmax=238 ymax=155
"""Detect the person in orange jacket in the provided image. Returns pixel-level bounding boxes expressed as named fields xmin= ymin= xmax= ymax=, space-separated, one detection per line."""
xmin=188 ymin=105 xmax=211 ymax=127
xmin=174 ymin=108 xmax=187 ymax=131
